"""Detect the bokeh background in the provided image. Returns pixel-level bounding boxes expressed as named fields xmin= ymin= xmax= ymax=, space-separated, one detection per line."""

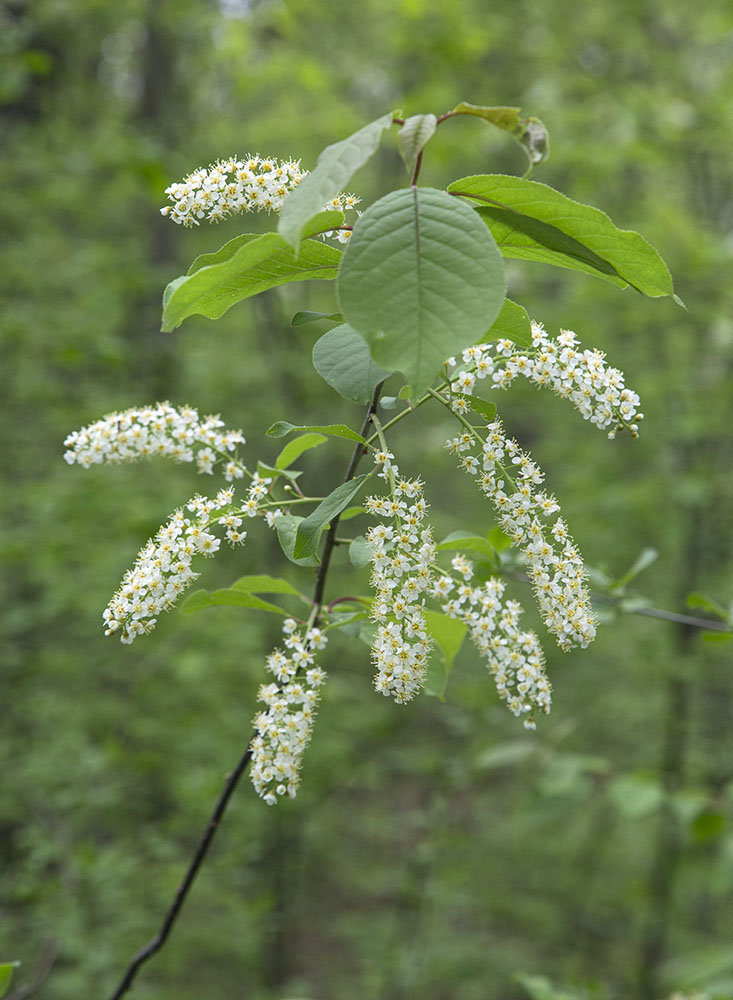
xmin=3 ymin=1 xmax=733 ymax=998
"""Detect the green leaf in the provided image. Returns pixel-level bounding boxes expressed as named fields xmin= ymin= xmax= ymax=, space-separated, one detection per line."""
xmin=423 ymin=610 xmax=466 ymax=699
xmin=256 ymin=460 xmax=301 ymax=483
xmin=181 ymin=589 xmax=287 ymax=616
xmin=0 ymin=963 xmax=19 ymax=1000
xmin=161 ymin=223 xmax=342 ymax=332
xmin=312 ymin=323 xmax=392 ymax=403
xmin=608 ymin=773 xmax=664 ymax=819
xmin=613 ymin=547 xmax=659 ymax=588
xmin=436 ymin=530 xmax=498 ymax=560
xmin=278 ymin=112 xmax=393 ymax=247
xmin=482 ymin=297 xmax=533 ymax=348
xmin=687 ymin=591 xmax=729 ymax=620
xmin=703 ymin=631 xmax=733 ymax=644
xmin=348 ymin=535 xmax=372 ymax=568
xmin=228 ymin=574 xmax=303 ymax=596
xmin=447 ymin=175 xmax=674 ymax=297
xmin=461 ymin=395 xmax=497 ymax=422
xmin=274 ymin=515 xmax=321 ymax=567
xmin=397 ymin=113 xmax=438 ymax=174
xmin=293 ymin=475 xmax=370 ymax=560
xmin=267 ymin=420 xmax=365 ymax=444
xmin=338 ymin=187 xmax=505 ymax=396
xmin=340 ymin=506 xmax=364 ymax=521
xmin=291 ymin=310 xmax=344 ymax=327
xmin=452 ymin=103 xmax=550 ymax=166
xmin=274 ymin=433 xmax=327 ymax=470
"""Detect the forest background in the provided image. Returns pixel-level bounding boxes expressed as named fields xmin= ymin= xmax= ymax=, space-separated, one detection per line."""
xmin=2 ymin=1 xmax=733 ymax=998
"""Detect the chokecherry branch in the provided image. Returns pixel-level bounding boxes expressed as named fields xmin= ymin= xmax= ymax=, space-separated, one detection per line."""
xmin=106 ymin=386 xmax=382 ymax=1000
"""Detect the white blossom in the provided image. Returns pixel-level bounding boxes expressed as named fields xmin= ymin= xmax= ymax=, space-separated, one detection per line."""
xmin=364 ymin=452 xmax=435 ymax=703
xmin=447 ymin=418 xmax=597 ymax=651
xmin=64 ymin=402 xmax=246 ymax=481
xmin=433 ymin=567 xmax=551 ymax=726
xmin=160 ymin=153 xmax=360 ymax=237
xmin=103 ymin=487 xmax=246 ymax=644
xmin=250 ymin=622 xmax=328 ymax=804
xmin=448 ymin=321 xmax=643 ymax=439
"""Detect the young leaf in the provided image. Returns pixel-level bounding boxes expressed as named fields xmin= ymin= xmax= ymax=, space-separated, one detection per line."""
xmin=460 ymin=395 xmax=497 ymax=422
xmin=0 ymin=964 xmax=19 ymax=1000
xmin=274 ymin=514 xmax=321 ymax=567
xmin=278 ymin=112 xmax=393 ymax=247
xmin=162 ymin=232 xmax=341 ymax=332
xmin=447 ymin=175 xmax=674 ymax=297
xmin=181 ymin=589 xmax=287 ymax=616
xmin=423 ymin=610 xmax=467 ymax=699
xmin=452 ymin=103 xmax=550 ymax=166
xmin=348 ymin=535 xmax=372 ymax=568
xmin=291 ymin=310 xmax=344 ymax=327
xmin=267 ymin=420 xmax=366 ymax=444
xmin=482 ymin=297 xmax=532 ymax=347
xmin=293 ymin=474 xmax=370 ymax=560
xmin=338 ymin=187 xmax=505 ymax=396
xmin=274 ymin=432 xmax=327 ymax=470
xmin=436 ymin=531 xmax=498 ymax=560
xmin=398 ymin=113 xmax=438 ymax=174
xmin=312 ymin=323 xmax=392 ymax=403
xmin=229 ymin=574 xmax=304 ymax=596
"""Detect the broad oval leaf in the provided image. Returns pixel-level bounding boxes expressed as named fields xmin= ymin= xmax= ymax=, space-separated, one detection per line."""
xmin=398 ymin=113 xmax=438 ymax=174
xmin=293 ymin=474 xmax=370 ymax=560
xmin=338 ymin=187 xmax=505 ymax=396
xmin=436 ymin=531 xmax=498 ymax=559
xmin=447 ymin=174 xmax=674 ymax=297
xmin=312 ymin=323 xmax=392 ymax=403
xmin=162 ymin=233 xmax=341 ymax=331
xmin=278 ymin=112 xmax=393 ymax=247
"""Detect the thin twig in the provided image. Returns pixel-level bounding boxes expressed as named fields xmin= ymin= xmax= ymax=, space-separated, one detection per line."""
xmin=107 ymin=745 xmax=253 ymax=1000
xmin=106 ymin=389 xmax=381 ymax=1000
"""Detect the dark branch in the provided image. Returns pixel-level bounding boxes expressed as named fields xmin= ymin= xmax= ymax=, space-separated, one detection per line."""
xmin=107 ymin=745 xmax=253 ymax=1000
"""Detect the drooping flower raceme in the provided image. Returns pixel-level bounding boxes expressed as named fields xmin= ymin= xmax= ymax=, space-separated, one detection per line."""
xmin=249 ymin=619 xmax=328 ymax=805
xmin=433 ymin=556 xmax=551 ymax=728
xmin=103 ymin=487 xmax=248 ymax=644
xmin=160 ymin=153 xmax=360 ymax=237
xmin=64 ymin=402 xmax=247 ymax=481
xmin=364 ymin=450 xmax=435 ymax=703
xmin=446 ymin=419 xmax=597 ymax=651
xmin=448 ymin=321 xmax=643 ymax=439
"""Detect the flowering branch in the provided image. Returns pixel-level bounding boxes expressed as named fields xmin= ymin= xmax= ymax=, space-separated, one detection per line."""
xmin=105 ymin=388 xmax=381 ymax=999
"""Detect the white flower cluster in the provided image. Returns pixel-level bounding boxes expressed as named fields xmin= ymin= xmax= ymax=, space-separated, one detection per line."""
xmin=160 ymin=153 xmax=360 ymax=238
xmin=433 ymin=556 xmax=551 ymax=727
xmin=250 ymin=619 xmax=328 ymax=805
xmin=447 ymin=419 xmax=597 ymax=651
xmin=449 ymin=321 xmax=643 ymax=438
xmin=103 ymin=487 xmax=247 ymax=644
xmin=364 ymin=450 xmax=435 ymax=703
xmin=64 ymin=402 xmax=247 ymax=481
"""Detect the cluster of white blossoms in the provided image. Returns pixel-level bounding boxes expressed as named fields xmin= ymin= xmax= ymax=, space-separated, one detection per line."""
xmin=250 ymin=619 xmax=328 ymax=805
xmin=103 ymin=487 xmax=247 ymax=644
xmin=364 ymin=450 xmax=435 ymax=703
xmin=160 ymin=153 xmax=360 ymax=240
xmin=433 ymin=556 xmax=551 ymax=727
xmin=63 ymin=402 xmax=247 ymax=481
xmin=448 ymin=321 xmax=643 ymax=438
xmin=447 ymin=419 xmax=597 ymax=651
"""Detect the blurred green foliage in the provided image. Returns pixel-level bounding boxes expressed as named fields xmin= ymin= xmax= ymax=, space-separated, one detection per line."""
xmin=2 ymin=1 xmax=733 ymax=998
